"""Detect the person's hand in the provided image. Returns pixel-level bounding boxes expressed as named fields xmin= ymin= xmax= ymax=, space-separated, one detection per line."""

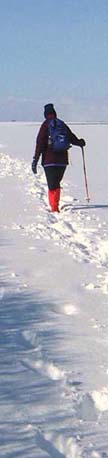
xmin=79 ymin=138 xmax=86 ymax=148
xmin=31 ymin=157 xmax=37 ymax=174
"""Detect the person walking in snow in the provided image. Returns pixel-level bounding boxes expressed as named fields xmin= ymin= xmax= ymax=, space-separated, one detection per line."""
xmin=32 ymin=103 xmax=86 ymax=212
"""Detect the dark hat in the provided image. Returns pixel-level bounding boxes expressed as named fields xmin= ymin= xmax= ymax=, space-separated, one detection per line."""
xmin=44 ymin=103 xmax=56 ymax=118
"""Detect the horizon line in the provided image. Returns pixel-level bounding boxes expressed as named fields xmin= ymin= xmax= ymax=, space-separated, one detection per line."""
xmin=0 ymin=120 xmax=108 ymax=125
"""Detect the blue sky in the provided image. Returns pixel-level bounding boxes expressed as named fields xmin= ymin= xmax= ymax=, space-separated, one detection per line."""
xmin=0 ymin=0 xmax=108 ymax=121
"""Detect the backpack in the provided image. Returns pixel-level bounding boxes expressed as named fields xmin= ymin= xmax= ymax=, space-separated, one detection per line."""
xmin=48 ymin=118 xmax=71 ymax=152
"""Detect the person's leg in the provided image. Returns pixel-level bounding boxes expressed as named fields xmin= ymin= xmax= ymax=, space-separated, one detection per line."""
xmin=44 ymin=166 xmax=66 ymax=211
xmin=48 ymin=187 xmax=60 ymax=211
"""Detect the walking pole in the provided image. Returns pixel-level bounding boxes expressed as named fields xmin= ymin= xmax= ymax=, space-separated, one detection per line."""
xmin=81 ymin=146 xmax=90 ymax=202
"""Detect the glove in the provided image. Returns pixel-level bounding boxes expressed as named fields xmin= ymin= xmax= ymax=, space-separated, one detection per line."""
xmin=79 ymin=138 xmax=86 ymax=148
xmin=32 ymin=157 xmax=37 ymax=174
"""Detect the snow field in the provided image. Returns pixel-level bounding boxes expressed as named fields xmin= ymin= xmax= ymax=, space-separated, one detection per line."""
xmin=0 ymin=123 xmax=108 ymax=457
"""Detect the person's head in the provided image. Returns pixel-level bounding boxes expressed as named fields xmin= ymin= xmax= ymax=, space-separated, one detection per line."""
xmin=44 ymin=103 xmax=57 ymax=119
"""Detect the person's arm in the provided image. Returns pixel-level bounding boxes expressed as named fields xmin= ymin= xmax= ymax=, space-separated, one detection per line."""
xmin=32 ymin=121 xmax=47 ymax=174
xmin=66 ymin=124 xmax=86 ymax=148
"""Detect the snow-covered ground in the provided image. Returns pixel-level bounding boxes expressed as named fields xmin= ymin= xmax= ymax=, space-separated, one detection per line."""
xmin=0 ymin=122 xmax=108 ymax=457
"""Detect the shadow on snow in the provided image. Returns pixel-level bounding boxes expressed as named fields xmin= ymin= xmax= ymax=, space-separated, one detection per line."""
xmin=61 ymin=203 xmax=108 ymax=211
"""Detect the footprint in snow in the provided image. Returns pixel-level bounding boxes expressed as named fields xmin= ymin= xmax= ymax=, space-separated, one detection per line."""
xmin=84 ymin=282 xmax=102 ymax=291
xmin=36 ymin=429 xmax=65 ymax=458
xmin=11 ymin=272 xmax=19 ymax=278
xmin=63 ymin=303 xmax=79 ymax=316
xmin=22 ymin=358 xmax=65 ymax=381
